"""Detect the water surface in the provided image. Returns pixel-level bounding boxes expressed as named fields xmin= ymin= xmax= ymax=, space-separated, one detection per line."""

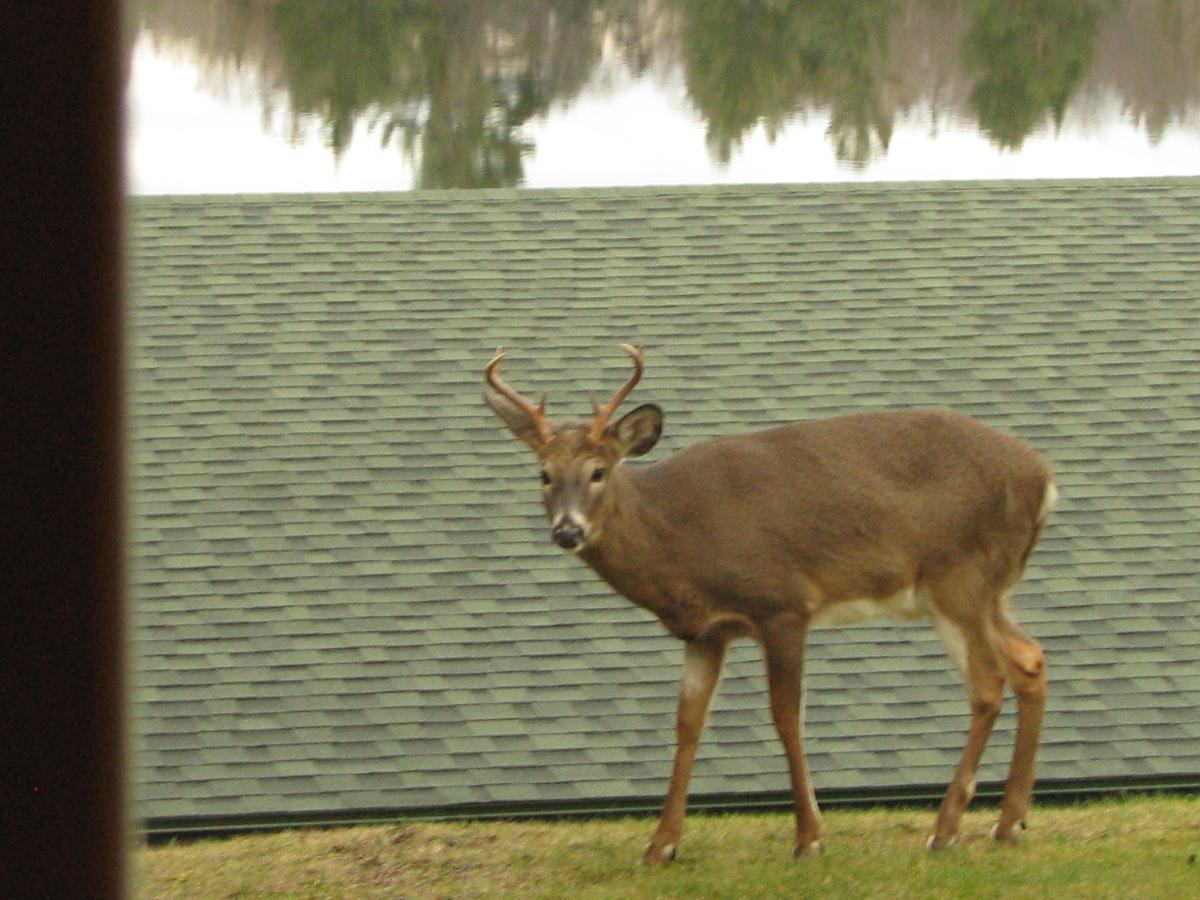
xmin=129 ymin=0 xmax=1200 ymax=192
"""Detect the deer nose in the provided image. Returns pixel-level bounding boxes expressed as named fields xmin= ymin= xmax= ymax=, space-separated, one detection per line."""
xmin=551 ymin=519 xmax=585 ymax=550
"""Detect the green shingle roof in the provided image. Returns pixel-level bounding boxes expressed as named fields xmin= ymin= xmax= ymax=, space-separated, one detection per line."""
xmin=130 ymin=178 xmax=1200 ymax=830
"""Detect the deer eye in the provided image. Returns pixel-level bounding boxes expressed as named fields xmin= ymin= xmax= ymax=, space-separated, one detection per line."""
xmin=591 ymin=467 xmax=606 ymax=483
xmin=539 ymin=470 xmax=551 ymax=486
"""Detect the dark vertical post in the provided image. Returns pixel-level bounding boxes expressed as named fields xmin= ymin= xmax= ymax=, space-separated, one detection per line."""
xmin=0 ymin=1 xmax=127 ymax=897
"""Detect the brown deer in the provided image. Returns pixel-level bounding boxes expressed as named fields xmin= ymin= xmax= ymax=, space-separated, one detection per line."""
xmin=484 ymin=343 xmax=1056 ymax=863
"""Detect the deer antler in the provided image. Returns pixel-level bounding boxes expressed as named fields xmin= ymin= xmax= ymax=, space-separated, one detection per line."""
xmin=485 ymin=348 xmax=554 ymax=446
xmin=589 ymin=343 xmax=645 ymax=443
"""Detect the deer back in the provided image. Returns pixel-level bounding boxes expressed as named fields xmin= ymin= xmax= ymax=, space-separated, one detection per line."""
xmin=582 ymin=408 xmax=1054 ymax=630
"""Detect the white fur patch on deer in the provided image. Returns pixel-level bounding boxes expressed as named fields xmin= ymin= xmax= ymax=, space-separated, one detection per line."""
xmin=810 ymin=586 xmax=932 ymax=629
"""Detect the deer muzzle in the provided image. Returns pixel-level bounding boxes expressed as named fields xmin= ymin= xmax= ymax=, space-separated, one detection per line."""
xmin=551 ymin=516 xmax=586 ymax=551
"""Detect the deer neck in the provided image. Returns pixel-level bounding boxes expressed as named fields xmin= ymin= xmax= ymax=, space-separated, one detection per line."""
xmin=578 ymin=466 xmax=677 ymax=611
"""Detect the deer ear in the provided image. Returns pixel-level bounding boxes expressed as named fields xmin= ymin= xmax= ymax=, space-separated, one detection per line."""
xmin=609 ymin=404 xmax=663 ymax=458
xmin=485 ymin=391 xmax=547 ymax=450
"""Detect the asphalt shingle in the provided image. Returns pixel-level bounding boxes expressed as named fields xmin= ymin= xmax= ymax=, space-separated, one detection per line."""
xmin=130 ymin=178 xmax=1200 ymax=829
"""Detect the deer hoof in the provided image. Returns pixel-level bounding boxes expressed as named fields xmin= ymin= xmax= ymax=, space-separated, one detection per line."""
xmin=793 ymin=840 xmax=823 ymax=859
xmin=925 ymin=834 xmax=960 ymax=852
xmin=642 ymin=842 xmax=677 ymax=865
xmin=991 ymin=820 xmax=1027 ymax=844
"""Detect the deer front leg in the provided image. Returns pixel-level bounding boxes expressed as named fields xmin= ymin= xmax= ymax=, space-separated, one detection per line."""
xmin=643 ymin=636 xmax=725 ymax=865
xmin=762 ymin=614 xmax=822 ymax=858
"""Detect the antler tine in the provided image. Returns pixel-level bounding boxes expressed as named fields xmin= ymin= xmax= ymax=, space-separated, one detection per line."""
xmin=589 ymin=343 xmax=645 ymax=442
xmin=485 ymin=347 xmax=554 ymax=445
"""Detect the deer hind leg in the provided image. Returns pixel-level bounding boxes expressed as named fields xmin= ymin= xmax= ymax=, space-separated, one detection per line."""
xmin=991 ymin=609 xmax=1047 ymax=843
xmin=928 ymin=614 xmax=1005 ymax=850
xmin=643 ymin=636 xmax=726 ymax=865
xmin=761 ymin=614 xmax=822 ymax=858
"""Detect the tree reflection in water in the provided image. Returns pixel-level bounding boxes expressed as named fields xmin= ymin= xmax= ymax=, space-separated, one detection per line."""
xmin=135 ymin=0 xmax=1200 ymax=188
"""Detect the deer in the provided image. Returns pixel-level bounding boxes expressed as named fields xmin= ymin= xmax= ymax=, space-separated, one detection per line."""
xmin=484 ymin=343 xmax=1057 ymax=864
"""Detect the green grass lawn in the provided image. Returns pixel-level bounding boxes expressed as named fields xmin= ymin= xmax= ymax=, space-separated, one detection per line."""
xmin=136 ymin=794 xmax=1200 ymax=899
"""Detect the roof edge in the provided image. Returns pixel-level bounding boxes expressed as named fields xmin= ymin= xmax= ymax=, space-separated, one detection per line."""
xmin=140 ymin=774 xmax=1200 ymax=843
xmin=128 ymin=174 xmax=1200 ymax=205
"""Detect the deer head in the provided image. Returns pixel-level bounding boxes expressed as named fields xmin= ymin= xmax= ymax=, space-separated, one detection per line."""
xmin=484 ymin=343 xmax=663 ymax=551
